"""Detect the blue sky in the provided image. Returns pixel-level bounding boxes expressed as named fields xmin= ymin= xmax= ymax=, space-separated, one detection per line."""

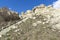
xmin=0 ymin=0 xmax=57 ymax=13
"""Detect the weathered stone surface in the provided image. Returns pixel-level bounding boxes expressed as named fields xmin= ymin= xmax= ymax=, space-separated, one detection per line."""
xmin=0 ymin=16 xmax=5 ymax=23
xmin=0 ymin=7 xmax=21 ymax=31
xmin=1 ymin=4 xmax=60 ymax=40
xmin=0 ymin=7 xmax=20 ymax=21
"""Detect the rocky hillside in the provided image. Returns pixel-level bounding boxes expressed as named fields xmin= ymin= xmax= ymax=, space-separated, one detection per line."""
xmin=0 ymin=4 xmax=60 ymax=40
xmin=0 ymin=7 xmax=21 ymax=31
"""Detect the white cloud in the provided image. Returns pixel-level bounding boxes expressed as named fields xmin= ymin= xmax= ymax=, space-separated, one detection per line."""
xmin=53 ymin=0 xmax=60 ymax=9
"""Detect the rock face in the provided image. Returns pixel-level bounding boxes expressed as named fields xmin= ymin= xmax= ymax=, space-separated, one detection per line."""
xmin=0 ymin=16 xmax=5 ymax=23
xmin=1 ymin=4 xmax=60 ymax=40
xmin=0 ymin=7 xmax=20 ymax=21
xmin=0 ymin=7 xmax=21 ymax=31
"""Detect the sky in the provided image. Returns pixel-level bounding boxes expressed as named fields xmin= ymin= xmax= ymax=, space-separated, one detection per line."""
xmin=0 ymin=0 xmax=58 ymax=13
xmin=53 ymin=0 xmax=60 ymax=9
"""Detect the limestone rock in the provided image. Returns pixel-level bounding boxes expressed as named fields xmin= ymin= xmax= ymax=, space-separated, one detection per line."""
xmin=33 ymin=4 xmax=45 ymax=13
xmin=0 ymin=7 xmax=20 ymax=21
xmin=0 ymin=7 xmax=21 ymax=31
xmin=1 ymin=4 xmax=60 ymax=40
